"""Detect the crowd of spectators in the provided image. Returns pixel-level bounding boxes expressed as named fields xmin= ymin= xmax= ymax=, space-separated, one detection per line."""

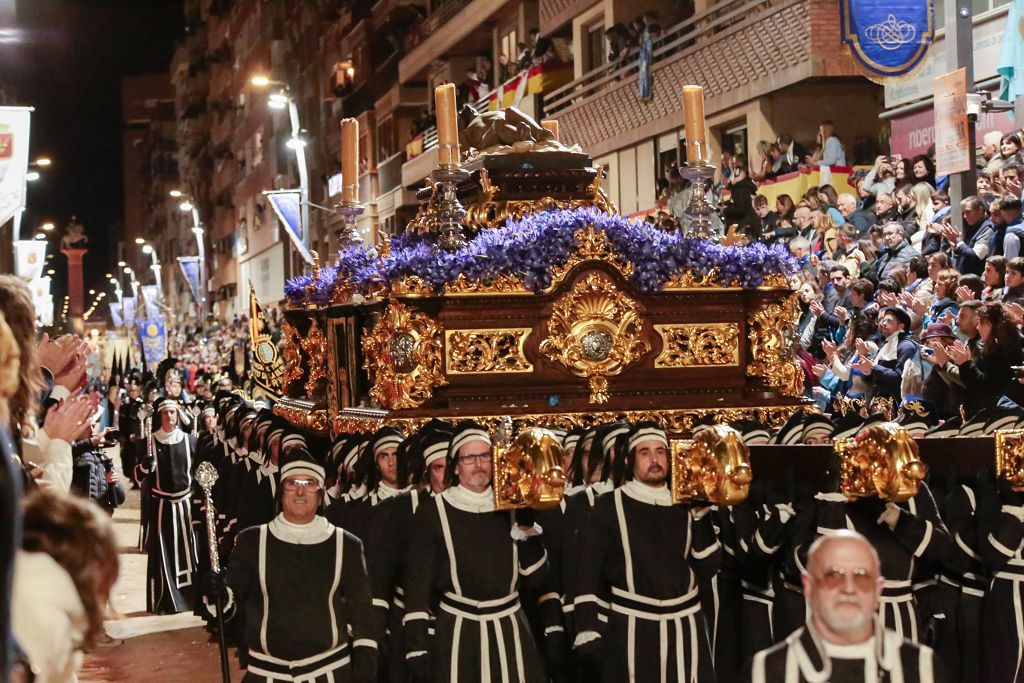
xmin=710 ymin=122 xmax=1024 ymax=425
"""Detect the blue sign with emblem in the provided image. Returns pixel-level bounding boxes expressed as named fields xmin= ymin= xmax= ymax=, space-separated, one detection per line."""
xmin=841 ymin=0 xmax=933 ymax=78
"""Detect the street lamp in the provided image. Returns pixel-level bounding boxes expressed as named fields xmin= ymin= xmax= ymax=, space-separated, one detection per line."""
xmin=140 ymin=242 xmax=164 ymax=303
xmin=25 ymin=171 xmax=40 ymax=182
xmin=251 ymin=74 xmax=311 ymax=254
xmin=169 ymin=190 xmax=207 ymax=324
xmin=41 ymin=222 xmax=54 ymax=232
xmin=35 ymin=157 xmax=51 ymax=167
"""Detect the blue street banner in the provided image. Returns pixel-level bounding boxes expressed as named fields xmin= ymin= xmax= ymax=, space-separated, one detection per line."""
xmin=109 ymin=301 xmax=123 ymax=328
xmin=121 ymin=296 xmax=137 ymax=327
xmin=141 ymin=284 xmax=161 ymax=320
xmin=638 ymin=28 xmax=653 ymax=100
xmin=997 ymin=0 xmax=1023 ymax=105
xmin=841 ymin=0 xmax=933 ymax=80
xmin=137 ymin=319 xmax=167 ymax=371
xmin=264 ymin=190 xmax=314 ymax=265
xmin=177 ymin=256 xmax=201 ymax=306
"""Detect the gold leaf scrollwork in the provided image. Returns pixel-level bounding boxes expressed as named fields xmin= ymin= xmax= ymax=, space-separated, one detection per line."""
xmin=280 ymin=321 xmax=304 ymax=389
xmin=444 ymin=273 xmax=531 ymax=296
xmin=390 ymin=275 xmax=435 ymax=298
xmin=362 ymin=300 xmax=447 ymax=409
xmin=746 ymin=294 xmax=804 ymax=397
xmin=382 ymin=406 xmax=801 ymax=437
xmin=654 ymin=323 xmax=740 ymax=367
xmin=539 ymin=272 xmax=650 ymax=404
xmin=548 ymin=228 xmax=633 ymax=291
xmin=300 ymin=318 xmax=328 ymax=397
xmin=446 ymin=328 xmax=534 ymax=374
xmin=273 ymin=403 xmax=329 ymax=433
xmin=663 ymin=268 xmax=722 ymax=289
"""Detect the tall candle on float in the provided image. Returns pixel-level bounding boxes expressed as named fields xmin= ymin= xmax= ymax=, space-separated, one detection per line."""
xmin=341 ymin=118 xmax=359 ymax=203
xmin=435 ymin=83 xmax=460 ymax=166
xmin=682 ymin=85 xmax=707 ymax=163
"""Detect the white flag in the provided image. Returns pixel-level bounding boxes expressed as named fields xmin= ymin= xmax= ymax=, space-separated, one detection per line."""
xmin=14 ymin=240 xmax=46 ymax=282
xmin=0 ymin=107 xmax=32 ymax=229
xmin=29 ymin=276 xmax=50 ymax=303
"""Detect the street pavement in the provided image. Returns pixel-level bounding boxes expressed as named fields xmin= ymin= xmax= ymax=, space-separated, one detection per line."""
xmin=79 ymin=482 xmax=244 ymax=682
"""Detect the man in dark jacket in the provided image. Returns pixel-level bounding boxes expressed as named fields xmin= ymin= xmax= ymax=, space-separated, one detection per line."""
xmin=837 ymin=193 xmax=876 ymax=235
xmin=851 ymin=307 xmax=919 ymax=402
xmin=947 ymin=196 xmax=994 ymax=276
xmin=870 ymin=223 xmax=921 ymax=283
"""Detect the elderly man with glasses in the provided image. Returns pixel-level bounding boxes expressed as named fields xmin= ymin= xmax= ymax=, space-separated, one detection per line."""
xmin=210 ymin=449 xmax=378 ymax=682
xmin=742 ymin=530 xmax=946 ymax=682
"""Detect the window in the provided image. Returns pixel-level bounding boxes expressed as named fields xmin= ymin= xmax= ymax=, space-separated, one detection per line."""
xmin=377 ymin=115 xmax=395 ymax=161
xmin=585 ymin=23 xmax=606 ymax=72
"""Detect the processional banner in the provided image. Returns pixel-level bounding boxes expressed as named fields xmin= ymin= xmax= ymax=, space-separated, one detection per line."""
xmin=840 ymin=0 xmax=933 ymax=81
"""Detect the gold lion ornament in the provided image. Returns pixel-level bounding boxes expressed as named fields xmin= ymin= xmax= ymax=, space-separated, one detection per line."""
xmin=996 ymin=430 xmax=1024 ymax=492
xmin=834 ymin=422 xmax=926 ymax=503
xmin=493 ymin=426 xmax=566 ymax=510
xmin=670 ymin=424 xmax=752 ymax=506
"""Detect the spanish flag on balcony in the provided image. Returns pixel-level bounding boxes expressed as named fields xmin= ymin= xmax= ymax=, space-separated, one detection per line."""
xmin=486 ymin=63 xmax=575 ymax=110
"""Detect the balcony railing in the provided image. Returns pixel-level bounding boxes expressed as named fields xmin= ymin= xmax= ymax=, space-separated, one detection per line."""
xmin=406 ymin=0 xmax=472 ymax=49
xmin=544 ymin=0 xmax=761 ymax=116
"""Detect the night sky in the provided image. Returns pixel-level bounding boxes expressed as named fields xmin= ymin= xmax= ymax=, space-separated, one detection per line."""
xmin=4 ymin=0 xmax=182 ymax=299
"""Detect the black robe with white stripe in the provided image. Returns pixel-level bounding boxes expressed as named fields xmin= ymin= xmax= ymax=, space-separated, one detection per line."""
xmin=136 ymin=427 xmax=199 ymax=615
xmin=403 ymin=485 xmax=557 ymax=682
xmin=221 ymin=515 xmax=377 ymax=682
xmin=574 ymin=480 xmax=720 ymax=683
xmin=741 ymin=622 xmax=947 ymax=683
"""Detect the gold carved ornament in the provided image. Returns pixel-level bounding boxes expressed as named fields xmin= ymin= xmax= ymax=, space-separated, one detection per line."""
xmin=834 ymin=422 xmax=926 ymax=503
xmin=654 ymin=323 xmax=740 ymax=367
xmin=746 ymin=294 xmax=804 ymax=397
xmin=362 ymin=300 xmax=447 ymax=410
xmin=280 ymin=321 xmax=305 ymax=390
xmin=996 ymin=430 xmax=1024 ymax=491
xmin=538 ymin=272 xmax=651 ymax=404
xmin=670 ymin=425 xmax=752 ymax=506
xmin=445 ymin=328 xmax=533 ymax=374
xmin=273 ymin=403 xmax=329 ymax=433
xmin=382 ymin=405 xmax=802 ymax=436
xmin=493 ymin=427 xmax=566 ymax=510
xmin=547 ymin=228 xmax=633 ymax=292
xmin=444 ymin=273 xmax=530 ymax=296
xmin=300 ymin=318 xmax=328 ymax=397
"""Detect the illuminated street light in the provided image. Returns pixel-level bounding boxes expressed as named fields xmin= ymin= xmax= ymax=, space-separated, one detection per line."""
xmin=135 ymin=237 xmax=145 ymax=244
xmin=250 ymin=74 xmax=271 ymax=87
xmin=46 ymin=269 xmax=54 ymax=275
xmin=123 ymin=267 xmax=131 ymax=274
xmin=268 ymin=92 xmax=289 ymax=109
xmin=41 ymin=222 xmax=54 ymax=231
xmin=179 ymin=200 xmax=194 ymax=212
xmin=117 ymin=261 xmax=126 ymax=267
xmin=142 ymin=244 xmax=153 ymax=254
xmin=169 ymin=189 xmax=183 ymax=198
xmin=286 ymin=135 xmax=307 ymax=150
xmin=34 ymin=233 xmax=45 ymax=240
xmin=35 ymin=157 xmax=51 ymax=167
xmin=25 ymin=171 xmax=40 ymax=182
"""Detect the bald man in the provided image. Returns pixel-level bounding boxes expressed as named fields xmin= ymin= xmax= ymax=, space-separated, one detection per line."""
xmin=742 ymin=530 xmax=945 ymax=682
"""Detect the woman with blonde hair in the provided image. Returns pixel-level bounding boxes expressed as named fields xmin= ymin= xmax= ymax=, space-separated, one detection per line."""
xmin=911 ymin=182 xmax=936 ymax=233
xmin=813 ymin=210 xmax=838 ymax=256
xmin=807 ymin=120 xmax=846 ymax=166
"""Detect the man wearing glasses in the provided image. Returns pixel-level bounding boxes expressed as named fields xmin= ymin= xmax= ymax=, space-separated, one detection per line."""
xmin=403 ymin=420 xmax=561 ymax=682
xmin=212 ymin=449 xmax=378 ymax=682
xmin=743 ymin=530 xmax=945 ymax=682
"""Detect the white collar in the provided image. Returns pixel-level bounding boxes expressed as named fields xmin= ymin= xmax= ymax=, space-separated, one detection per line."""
xmin=374 ymin=482 xmax=405 ymax=501
xmin=267 ymin=513 xmax=335 ymax=545
xmin=875 ymin=331 xmax=901 ymax=363
xmin=590 ymin=479 xmax=614 ymax=496
xmin=621 ymin=479 xmax=673 ymax=506
xmin=823 ymin=638 xmax=875 ymax=659
xmin=442 ymin=485 xmax=495 ymax=513
xmin=153 ymin=427 xmax=184 ymax=445
xmin=565 ymin=483 xmax=587 ymax=496
xmin=345 ymin=483 xmax=367 ymax=501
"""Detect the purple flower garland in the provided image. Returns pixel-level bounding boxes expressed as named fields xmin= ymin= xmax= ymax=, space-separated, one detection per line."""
xmin=284 ymin=207 xmax=796 ymax=304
